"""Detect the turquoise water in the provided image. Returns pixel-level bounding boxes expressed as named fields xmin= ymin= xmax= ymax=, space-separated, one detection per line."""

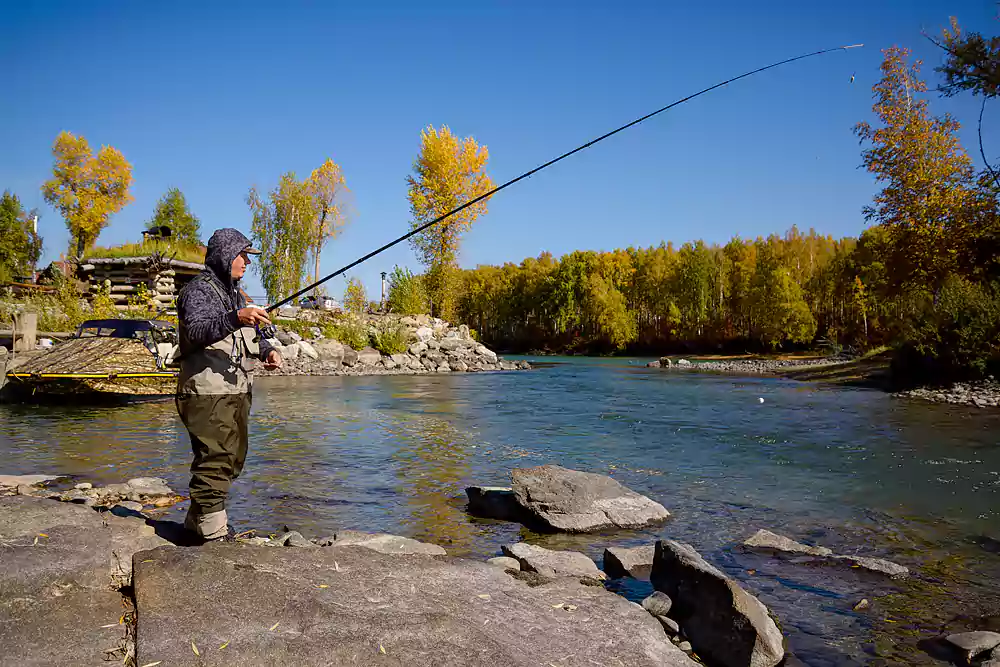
xmin=2 ymin=356 xmax=999 ymax=664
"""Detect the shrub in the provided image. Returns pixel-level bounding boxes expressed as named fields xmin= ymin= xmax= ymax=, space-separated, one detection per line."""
xmin=322 ymin=317 xmax=368 ymax=350
xmin=370 ymin=318 xmax=409 ymax=355
xmin=386 ymin=266 xmax=428 ymax=315
xmin=343 ymin=277 xmax=367 ymax=315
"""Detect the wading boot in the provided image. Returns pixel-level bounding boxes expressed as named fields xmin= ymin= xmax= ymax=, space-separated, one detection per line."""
xmin=184 ymin=508 xmax=230 ymax=543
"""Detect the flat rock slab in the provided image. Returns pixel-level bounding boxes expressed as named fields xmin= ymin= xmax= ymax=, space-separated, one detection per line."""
xmin=945 ymin=631 xmax=1000 ymax=663
xmin=0 ymin=473 xmax=64 ymax=488
xmin=0 ymin=496 xmax=172 ymax=666
xmin=743 ymin=529 xmax=908 ymax=578
xmin=502 ymin=542 xmax=607 ymax=580
xmin=511 ymin=464 xmax=670 ymax=533
xmin=604 ymin=545 xmax=656 ymax=578
xmin=322 ymin=530 xmax=447 ymax=556
xmin=651 ymin=539 xmax=785 ymax=667
xmin=133 ymin=543 xmax=697 ymax=667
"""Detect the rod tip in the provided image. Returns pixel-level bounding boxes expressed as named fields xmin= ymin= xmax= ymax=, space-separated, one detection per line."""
xmin=842 ymin=44 xmax=864 ymax=49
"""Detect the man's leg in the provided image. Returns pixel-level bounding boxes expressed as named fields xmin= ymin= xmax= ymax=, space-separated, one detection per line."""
xmin=176 ymin=394 xmax=244 ymax=539
xmin=231 ymin=392 xmax=252 ymax=481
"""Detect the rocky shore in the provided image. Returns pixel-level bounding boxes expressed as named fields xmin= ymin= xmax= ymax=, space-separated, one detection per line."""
xmin=895 ymin=378 xmax=1000 ymax=408
xmin=258 ymin=314 xmax=530 ymax=377
xmin=645 ymin=355 xmax=851 ymax=374
xmin=3 ymin=465 xmax=955 ymax=667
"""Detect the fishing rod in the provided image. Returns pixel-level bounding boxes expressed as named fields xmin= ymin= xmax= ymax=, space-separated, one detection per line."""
xmin=264 ymin=43 xmax=863 ymax=317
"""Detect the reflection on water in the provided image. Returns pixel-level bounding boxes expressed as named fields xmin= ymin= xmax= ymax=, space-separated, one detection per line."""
xmin=2 ymin=357 xmax=1000 ymax=665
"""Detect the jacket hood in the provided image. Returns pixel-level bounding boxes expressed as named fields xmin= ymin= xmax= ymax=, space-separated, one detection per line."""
xmin=204 ymin=228 xmax=254 ymax=285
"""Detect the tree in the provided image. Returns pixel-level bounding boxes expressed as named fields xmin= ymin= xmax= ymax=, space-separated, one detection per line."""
xmin=387 ymin=265 xmax=429 ymax=315
xmin=406 ymin=125 xmax=494 ymax=320
xmin=248 ymin=173 xmax=316 ymax=303
xmin=344 ymin=276 xmax=367 ymax=315
xmin=854 ymin=47 xmax=979 ymax=293
xmin=305 ymin=158 xmax=350 ymax=292
xmin=146 ymin=187 xmax=201 ymax=245
xmin=0 ymin=191 xmax=42 ymax=283
xmin=41 ymin=131 xmax=133 ymax=257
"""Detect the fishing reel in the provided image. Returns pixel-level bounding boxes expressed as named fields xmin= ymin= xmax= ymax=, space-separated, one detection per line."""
xmin=254 ymin=322 xmax=278 ymax=343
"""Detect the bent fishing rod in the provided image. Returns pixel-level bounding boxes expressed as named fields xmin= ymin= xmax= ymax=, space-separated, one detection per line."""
xmin=263 ymin=43 xmax=863 ymax=317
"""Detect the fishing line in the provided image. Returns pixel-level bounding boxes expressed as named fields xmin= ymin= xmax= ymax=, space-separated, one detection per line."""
xmin=265 ymin=43 xmax=863 ymax=314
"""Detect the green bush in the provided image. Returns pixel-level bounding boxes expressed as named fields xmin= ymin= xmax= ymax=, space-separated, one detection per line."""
xmin=386 ymin=266 xmax=428 ymax=315
xmin=322 ymin=317 xmax=368 ymax=350
xmin=370 ymin=318 xmax=409 ymax=355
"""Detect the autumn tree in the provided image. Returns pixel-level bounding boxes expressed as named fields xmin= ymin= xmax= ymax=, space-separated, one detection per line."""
xmin=932 ymin=16 xmax=1000 ymax=99
xmin=387 ymin=265 xmax=428 ymax=315
xmin=147 ymin=187 xmax=201 ymax=245
xmin=854 ymin=47 xmax=980 ymax=293
xmin=248 ymin=173 xmax=316 ymax=303
xmin=41 ymin=131 xmax=133 ymax=257
xmin=344 ymin=276 xmax=367 ymax=315
xmin=0 ymin=191 xmax=42 ymax=283
xmin=305 ymin=158 xmax=350 ymax=291
xmin=406 ymin=125 xmax=494 ymax=320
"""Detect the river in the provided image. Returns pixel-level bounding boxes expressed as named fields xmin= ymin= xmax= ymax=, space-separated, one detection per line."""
xmin=2 ymin=356 xmax=999 ymax=665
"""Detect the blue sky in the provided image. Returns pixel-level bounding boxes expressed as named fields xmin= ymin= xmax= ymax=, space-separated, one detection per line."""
xmin=2 ymin=0 xmax=997 ymax=302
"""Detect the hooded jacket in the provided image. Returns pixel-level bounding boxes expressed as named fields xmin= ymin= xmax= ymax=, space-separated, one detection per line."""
xmin=175 ymin=228 xmax=275 ymax=395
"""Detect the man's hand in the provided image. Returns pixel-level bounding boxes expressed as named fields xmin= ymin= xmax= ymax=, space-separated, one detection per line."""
xmin=237 ymin=306 xmax=271 ymax=327
xmin=264 ymin=348 xmax=282 ymax=370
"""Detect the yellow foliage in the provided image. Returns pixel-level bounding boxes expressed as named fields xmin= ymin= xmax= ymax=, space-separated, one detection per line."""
xmin=406 ymin=125 xmax=494 ymax=318
xmin=41 ymin=131 xmax=134 ymax=258
xmin=304 ymin=158 xmax=351 ymax=288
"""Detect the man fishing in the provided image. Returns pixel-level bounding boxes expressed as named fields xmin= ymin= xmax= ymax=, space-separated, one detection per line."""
xmin=175 ymin=228 xmax=282 ymax=541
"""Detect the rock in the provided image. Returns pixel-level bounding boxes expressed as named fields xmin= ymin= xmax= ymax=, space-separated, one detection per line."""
xmin=646 ymin=360 xmax=661 ymax=368
xmin=390 ymin=353 xmax=409 ymax=367
xmin=0 ymin=473 xmax=64 ymax=488
xmin=94 ymin=482 xmax=131 ymax=499
xmin=276 ymin=329 xmax=297 ymax=346
xmin=126 ymin=477 xmax=173 ymax=497
xmin=415 ymin=314 xmax=431 ymax=326
xmin=315 ymin=340 xmax=345 ymax=363
xmin=331 ymin=530 xmax=447 ymax=556
xmin=651 ymin=539 xmax=785 ymax=667
xmin=511 ymin=464 xmax=670 ymax=533
xmin=944 ymin=632 xmax=1000 ymax=663
xmin=466 ymin=486 xmax=529 ymax=523
xmin=678 ymin=641 xmax=693 ymax=653
xmin=61 ymin=489 xmax=92 ymax=504
xmin=436 ymin=364 xmax=451 ymax=373
xmin=342 ymin=347 xmax=359 ymax=366
xmin=605 ymin=545 xmax=656 ymax=578
xmin=475 ymin=345 xmax=498 ymax=363
xmin=501 ymin=542 xmax=607 ymax=580
xmin=401 ymin=316 xmax=418 ymax=326
xmin=357 ymin=347 xmax=381 ymax=366
xmin=279 ymin=531 xmax=318 ymax=548
xmin=16 ymin=484 xmax=35 ymax=496
xmin=297 ymin=340 xmax=319 ymax=360
xmin=409 ymin=341 xmax=428 ymax=355
xmin=500 ymin=360 xmax=517 ymax=371
xmin=0 ymin=496 xmax=172 ymax=665
xmin=677 ymin=359 xmax=691 ymax=366
xmin=424 ymin=350 xmax=445 ymax=364
xmin=288 ymin=331 xmax=303 ymax=342
xmin=421 ymin=357 xmax=437 ymax=371
xmin=458 ymin=324 xmax=471 ymax=340
xmin=426 ymin=338 xmax=441 ymax=350
xmin=383 ymin=357 xmax=398 ymax=370
xmin=853 ymin=598 xmax=870 ymax=611
xmin=659 ymin=357 xmax=673 ymax=368
xmin=133 ymin=542 xmax=696 ymax=667
xmin=487 ymin=556 xmax=521 ymax=570
xmin=743 ymin=529 xmax=834 ymax=557
xmin=74 ymin=482 xmax=93 ymax=490
xmin=116 ymin=500 xmax=145 ymax=512
xmin=985 ymin=647 xmax=1000 ymax=667
xmin=415 ymin=326 xmax=434 ymax=341
xmin=282 ymin=342 xmax=301 ymax=360
xmin=835 ymin=554 xmax=909 ymax=578
xmin=642 ymin=591 xmax=673 ymax=617
xmin=449 ymin=359 xmax=468 ymax=372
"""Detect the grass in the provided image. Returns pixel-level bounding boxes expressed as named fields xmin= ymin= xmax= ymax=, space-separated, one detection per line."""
xmin=84 ymin=240 xmax=205 ymax=264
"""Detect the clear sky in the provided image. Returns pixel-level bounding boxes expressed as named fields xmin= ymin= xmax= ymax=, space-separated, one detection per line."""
xmin=2 ymin=0 xmax=997 ymax=302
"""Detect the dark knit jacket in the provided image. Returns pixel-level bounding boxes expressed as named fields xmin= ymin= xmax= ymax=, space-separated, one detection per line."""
xmin=176 ymin=228 xmax=274 ymax=361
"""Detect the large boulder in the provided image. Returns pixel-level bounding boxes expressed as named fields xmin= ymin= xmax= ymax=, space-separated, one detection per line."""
xmin=297 ymin=340 xmax=319 ymax=360
xmin=133 ymin=543 xmax=697 ymax=667
xmin=342 ymin=347 xmax=360 ymax=367
xmin=315 ymin=340 xmax=345 ymax=364
xmin=465 ymin=486 xmax=529 ymax=523
xmin=282 ymin=342 xmax=301 ymax=360
xmin=511 ymin=465 xmax=670 ymax=533
xmin=440 ymin=337 xmax=471 ymax=352
xmin=604 ymin=545 xmax=656 ymax=578
xmin=651 ymin=540 xmax=785 ymax=667
xmin=475 ymin=345 xmax=498 ymax=363
xmin=0 ymin=496 xmax=172 ymax=666
xmin=501 ymin=542 xmax=606 ymax=580
xmin=357 ymin=347 xmax=382 ymax=366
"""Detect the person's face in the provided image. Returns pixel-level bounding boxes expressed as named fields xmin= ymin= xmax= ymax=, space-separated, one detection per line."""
xmin=231 ymin=251 xmax=250 ymax=280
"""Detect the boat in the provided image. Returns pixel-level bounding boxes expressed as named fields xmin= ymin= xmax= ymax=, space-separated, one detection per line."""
xmin=1 ymin=318 xmax=180 ymax=403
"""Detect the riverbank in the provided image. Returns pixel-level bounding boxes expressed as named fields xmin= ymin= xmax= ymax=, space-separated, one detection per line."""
xmin=5 ymin=465 xmax=968 ymax=667
xmin=645 ymin=352 xmax=1000 ymax=409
